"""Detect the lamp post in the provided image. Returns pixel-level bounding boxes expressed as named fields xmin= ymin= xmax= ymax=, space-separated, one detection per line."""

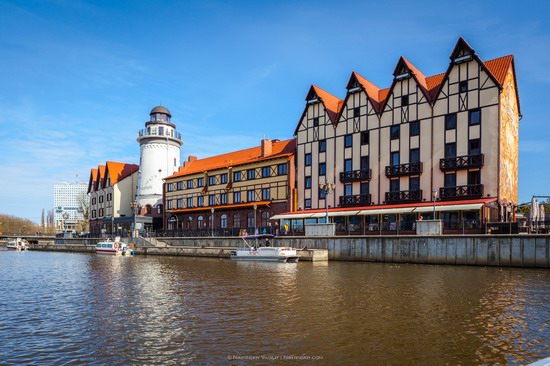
xmin=432 ymin=188 xmax=438 ymax=220
xmin=210 ymin=208 xmax=215 ymax=237
xmin=253 ymin=204 xmax=257 ymax=235
xmin=319 ymin=182 xmax=336 ymax=224
xmin=130 ymin=200 xmax=140 ymax=238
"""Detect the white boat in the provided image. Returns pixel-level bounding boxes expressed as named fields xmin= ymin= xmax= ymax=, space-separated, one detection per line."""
xmin=95 ymin=237 xmax=133 ymax=256
xmin=230 ymin=234 xmax=299 ymax=262
xmin=6 ymin=238 xmax=28 ymax=251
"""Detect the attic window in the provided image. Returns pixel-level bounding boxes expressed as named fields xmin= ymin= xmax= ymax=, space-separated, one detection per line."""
xmin=454 ymin=54 xmax=472 ymax=64
xmin=313 ymin=117 xmax=319 ymax=127
xmin=459 ymin=81 xmax=468 ymax=93
xmin=349 ymin=86 xmax=361 ymax=93
xmin=401 ymin=95 xmax=409 ymax=106
xmin=307 ymin=98 xmax=319 ymax=105
xmin=396 ymin=72 xmax=410 ymax=80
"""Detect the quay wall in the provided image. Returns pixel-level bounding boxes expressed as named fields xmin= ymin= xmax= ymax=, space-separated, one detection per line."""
xmin=40 ymin=235 xmax=550 ymax=268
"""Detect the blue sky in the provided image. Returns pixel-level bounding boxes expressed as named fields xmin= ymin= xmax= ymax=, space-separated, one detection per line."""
xmin=0 ymin=0 xmax=549 ymax=222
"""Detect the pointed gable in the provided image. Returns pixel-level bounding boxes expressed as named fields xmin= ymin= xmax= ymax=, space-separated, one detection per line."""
xmin=346 ymin=72 xmax=384 ymax=114
xmin=449 ymin=36 xmax=475 ymax=64
xmin=484 ymin=55 xmax=520 ymax=114
xmin=294 ymin=85 xmax=343 ymax=135
xmin=104 ymin=161 xmax=140 ymax=187
xmin=88 ymin=168 xmax=98 ymax=194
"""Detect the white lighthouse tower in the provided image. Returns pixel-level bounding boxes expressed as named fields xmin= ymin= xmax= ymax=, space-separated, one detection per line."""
xmin=136 ymin=105 xmax=183 ymax=210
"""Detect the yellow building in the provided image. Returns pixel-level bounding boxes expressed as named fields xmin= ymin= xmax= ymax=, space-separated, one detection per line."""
xmin=283 ymin=37 xmax=520 ymax=234
xmin=164 ymin=139 xmax=295 ymax=235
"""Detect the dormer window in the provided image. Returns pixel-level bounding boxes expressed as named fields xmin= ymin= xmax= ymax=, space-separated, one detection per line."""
xmin=307 ymin=98 xmax=319 ymax=105
xmin=396 ymin=72 xmax=410 ymax=80
xmin=454 ymin=53 xmax=472 ymax=64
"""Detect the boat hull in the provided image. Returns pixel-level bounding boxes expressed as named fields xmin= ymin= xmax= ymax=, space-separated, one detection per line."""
xmin=230 ymin=255 xmax=299 ymax=262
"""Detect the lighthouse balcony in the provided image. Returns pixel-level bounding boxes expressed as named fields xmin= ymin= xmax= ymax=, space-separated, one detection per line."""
xmin=138 ymin=128 xmax=182 ymax=142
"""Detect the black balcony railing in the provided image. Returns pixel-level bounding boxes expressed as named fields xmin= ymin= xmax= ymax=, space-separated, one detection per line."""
xmin=340 ymin=169 xmax=372 ymax=182
xmin=440 ymin=154 xmax=484 ymax=171
xmin=439 ymin=184 xmax=484 ymax=200
xmin=385 ymin=189 xmax=423 ymax=203
xmin=385 ymin=162 xmax=423 ymax=177
xmin=339 ymin=194 xmax=372 ymax=207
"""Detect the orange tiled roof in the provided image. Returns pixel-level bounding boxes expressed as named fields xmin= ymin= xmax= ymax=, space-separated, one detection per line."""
xmin=168 ymin=139 xmax=295 ymax=178
xmin=312 ymin=85 xmax=343 ymax=123
xmin=95 ymin=165 xmax=106 ymax=190
xmin=88 ymin=168 xmax=98 ymax=193
xmin=401 ymin=57 xmax=428 ymax=91
xmin=104 ymin=161 xmax=139 ymax=186
xmin=484 ymin=55 xmax=514 ymax=85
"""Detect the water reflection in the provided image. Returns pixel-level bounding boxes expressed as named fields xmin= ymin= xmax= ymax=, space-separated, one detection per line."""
xmin=0 ymin=251 xmax=548 ymax=365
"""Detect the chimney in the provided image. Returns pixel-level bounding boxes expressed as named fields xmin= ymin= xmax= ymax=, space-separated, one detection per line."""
xmin=261 ymin=139 xmax=272 ymax=157
xmin=188 ymin=155 xmax=197 ymax=162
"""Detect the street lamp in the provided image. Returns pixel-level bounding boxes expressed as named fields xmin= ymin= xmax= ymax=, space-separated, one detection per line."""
xmin=253 ymin=204 xmax=257 ymax=235
xmin=432 ymin=188 xmax=438 ymax=219
xmin=319 ymin=182 xmax=336 ymax=224
xmin=210 ymin=207 xmax=215 ymax=237
xmin=130 ymin=200 xmax=140 ymax=238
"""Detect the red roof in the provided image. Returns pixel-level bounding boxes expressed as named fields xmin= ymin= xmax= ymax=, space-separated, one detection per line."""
xmin=484 ymin=55 xmax=514 ymax=85
xmin=168 ymin=139 xmax=295 ymax=178
xmin=312 ymin=85 xmax=343 ymax=123
xmin=104 ymin=161 xmax=139 ymax=186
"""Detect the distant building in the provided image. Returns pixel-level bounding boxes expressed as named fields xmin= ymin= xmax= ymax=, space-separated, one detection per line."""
xmin=164 ymin=139 xmax=296 ymax=235
xmin=277 ymin=37 xmax=520 ymax=234
xmin=54 ymin=181 xmax=88 ymax=232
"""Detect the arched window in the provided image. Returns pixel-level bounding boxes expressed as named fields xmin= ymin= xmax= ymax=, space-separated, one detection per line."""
xmin=247 ymin=212 xmax=255 ymax=228
xmin=261 ymin=211 xmax=270 ymax=228
xmin=187 ymin=216 xmax=192 ymax=229
xmin=233 ymin=214 xmax=240 ymax=228
xmin=221 ymin=214 xmax=228 ymax=228
xmin=197 ymin=216 xmax=204 ymax=229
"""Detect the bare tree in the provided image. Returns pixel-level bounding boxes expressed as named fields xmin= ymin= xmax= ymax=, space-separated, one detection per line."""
xmin=77 ymin=193 xmax=90 ymax=233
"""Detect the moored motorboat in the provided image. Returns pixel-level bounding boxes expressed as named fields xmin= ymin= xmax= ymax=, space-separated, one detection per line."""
xmin=95 ymin=237 xmax=133 ymax=256
xmin=6 ymin=238 xmax=29 ymax=251
xmin=230 ymin=234 xmax=299 ymax=262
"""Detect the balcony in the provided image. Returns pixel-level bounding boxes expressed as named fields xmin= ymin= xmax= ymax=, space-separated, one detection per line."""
xmin=385 ymin=162 xmax=423 ymax=177
xmin=339 ymin=194 xmax=372 ymax=207
xmin=439 ymin=184 xmax=484 ymax=200
xmin=340 ymin=169 xmax=372 ymax=183
xmin=385 ymin=190 xmax=423 ymax=203
xmin=440 ymin=154 xmax=484 ymax=171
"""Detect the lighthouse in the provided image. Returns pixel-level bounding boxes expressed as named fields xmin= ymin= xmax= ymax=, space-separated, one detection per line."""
xmin=136 ymin=105 xmax=183 ymax=211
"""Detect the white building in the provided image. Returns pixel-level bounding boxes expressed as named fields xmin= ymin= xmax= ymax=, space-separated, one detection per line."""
xmin=54 ymin=181 xmax=88 ymax=231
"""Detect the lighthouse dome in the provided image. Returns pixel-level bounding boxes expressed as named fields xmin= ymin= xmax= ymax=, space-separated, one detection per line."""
xmin=150 ymin=105 xmax=171 ymax=118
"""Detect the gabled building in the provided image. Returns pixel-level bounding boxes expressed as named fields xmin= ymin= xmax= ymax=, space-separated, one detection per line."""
xmin=164 ymin=139 xmax=295 ymax=235
xmin=88 ymin=161 xmax=139 ymax=235
xmin=284 ymin=37 xmax=520 ymax=234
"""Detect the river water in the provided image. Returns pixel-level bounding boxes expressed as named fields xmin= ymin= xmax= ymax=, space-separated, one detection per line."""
xmin=0 ymin=250 xmax=548 ymax=365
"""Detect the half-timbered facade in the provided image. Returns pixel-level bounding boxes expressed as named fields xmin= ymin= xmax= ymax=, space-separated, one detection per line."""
xmin=164 ymin=139 xmax=295 ymax=235
xmin=286 ymin=37 xmax=520 ymax=234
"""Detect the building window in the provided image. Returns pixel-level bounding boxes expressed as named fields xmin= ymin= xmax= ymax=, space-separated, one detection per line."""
xmin=410 ymin=120 xmax=420 ymax=136
xmin=410 ymin=177 xmax=420 ymax=191
xmin=305 ymin=153 xmax=312 ymax=166
xmin=353 ymin=107 xmax=360 ymax=118
xmin=361 ymin=156 xmax=369 ymax=171
xmin=262 ymin=188 xmax=270 ymax=200
xmin=220 ymin=173 xmax=228 ymax=184
xmin=234 ymin=171 xmax=241 ymax=182
xmin=401 ymin=95 xmax=409 ymax=106
xmin=197 ymin=196 xmax=204 ymax=207
xmin=469 ymin=139 xmax=481 ymax=155
xmin=177 ymin=181 xmax=183 ymax=190
xmin=344 ymin=184 xmax=352 ymax=196
xmin=262 ymin=167 xmax=271 ymax=178
xmin=305 ymin=176 xmax=312 ymax=189
xmin=209 ymin=176 xmax=216 ymax=186
xmin=319 ymin=162 xmax=326 ymax=176
xmin=344 ymin=159 xmax=352 ymax=172
xmin=390 ymin=179 xmax=400 ymax=192
xmin=187 ymin=180 xmax=193 ymax=189
xmin=360 ymin=182 xmax=369 ymax=195
xmin=158 ymin=204 xmax=163 ymax=214
xmin=319 ymin=139 xmax=326 ymax=152
xmin=390 ymin=125 xmax=400 ymax=140
xmin=92 ymin=197 xmax=96 ymax=205
xmin=344 ymin=134 xmax=353 ymax=148
xmin=247 ymin=169 xmax=256 ymax=180
xmin=197 ymin=178 xmax=204 ymax=187
xmin=197 ymin=216 xmax=204 ymax=229
xmin=209 ymin=195 xmax=215 ymax=206
xmin=92 ymin=210 xmax=96 ymax=218
xmin=167 ymin=183 xmax=174 ymax=192
xmin=220 ymin=214 xmax=228 ymax=229
xmin=319 ymin=189 xmax=327 ymax=199
xmin=445 ymin=113 xmax=457 ymax=130
xmin=233 ymin=191 xmax=241 ymax=203
xmin=469 ymin=109 xmax=481 ymax=125
xmin=220 ymin=193 xmax=227 ymax=204
xmin=277 ymin=163 xmax=287 ymax=175
xmin=313 ymin=117 xmax=319 ymax=127
xmin=167 ymin=200 xmax=174 ymax=209
xmin=233 ymin=214 xmax=241 ymax=228
xmin=361 ymin=131 xmax=369 ymax=145
xmin=444 ymin=173 xmax=456 ymax=187
xmin=99 ymin=196 xmax=103 ymax=203
xmin=410 ymin=148 xmax=420 ymax=163
xmin=305 ymin=199 xmax=312 ymax=208
xmin=445 ymin=143 xmax=457 ymax=158
xmin=468 ymin=170 xmax=481 ymax=185
xmin=187 ymin=197 xmax=193 ymax=207
xmin=247 ymin=190 xmax=255 ymax=202
xmin=247 ymin=212 xmax=255 ymax=228
xmin=177 ymin=199 xmax=183 ymax=209
xmin=391 ymin=151 xmax=400 ymax=166
xmin=459 ymin=80 xmax=468 ymax=93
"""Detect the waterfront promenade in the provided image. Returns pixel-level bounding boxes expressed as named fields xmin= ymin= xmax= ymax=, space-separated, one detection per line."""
xmin=19 ymin=234 xmax=550 ymax=268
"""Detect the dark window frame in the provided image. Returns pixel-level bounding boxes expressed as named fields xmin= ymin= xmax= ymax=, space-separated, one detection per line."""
xmin=445 ymin=113 xmax=457 ymax=130
xmin=390 ymin=125 xmax=400 ymax=140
